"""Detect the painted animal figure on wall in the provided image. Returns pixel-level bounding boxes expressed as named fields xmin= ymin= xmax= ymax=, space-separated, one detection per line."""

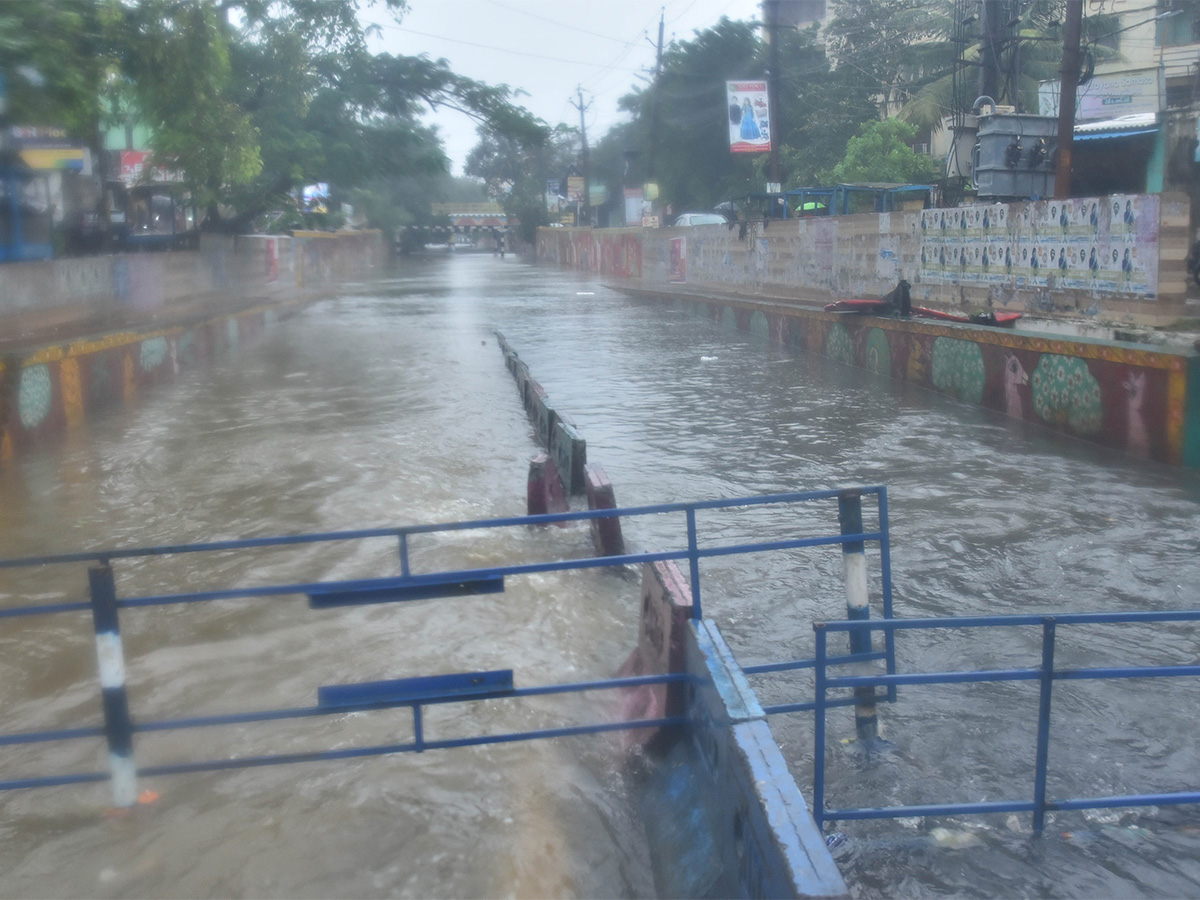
xmin=1004 ymin=353 xmax=1029 ymax=419
xmin=1123 ymin=370 xmax=1150 ymax=457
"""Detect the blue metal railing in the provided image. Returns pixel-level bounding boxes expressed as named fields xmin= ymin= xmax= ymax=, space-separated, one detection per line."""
xmin=810 ymin=611 xmax=1200 ymax=835
xmin=0 ymin=487 xmax=894 ymax=806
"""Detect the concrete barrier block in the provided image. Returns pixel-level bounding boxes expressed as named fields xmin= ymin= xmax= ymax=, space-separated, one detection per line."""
xmin=552 ymin=419 xmax=586 ymax=495
xmin=522 ymin=376 xmax=546 ymax=415
xmin=585 ymin=464 xmax=625 ymax=557
xmin=617 ymin=561 xmax=693 ymax=747
xmin=526 ymin=452 xmax=568 ymax=517
xmin=533 ymin=394 xmax=557 ymax=448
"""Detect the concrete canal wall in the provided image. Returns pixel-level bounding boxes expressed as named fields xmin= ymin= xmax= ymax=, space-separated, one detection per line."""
xmin=0 ymin=231 xmax=383 ymax=462
xmin=537 ymin=195 xmax=1200 ymax=468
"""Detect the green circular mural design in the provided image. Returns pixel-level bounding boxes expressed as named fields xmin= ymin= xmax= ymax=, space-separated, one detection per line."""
xmin=139 ymin=337 xmax=168 ymax=372
xmin=18 ymin=365 xmax=53 ymax=428
xmin=931 ymin=337 xmax=985 ymax=404
xmin=865 ymin=328 xmax=891 ymax=375
xmin=1032 ymin=354 xmax=1102 ymax=434
xmin=825 ymin=323 xmax=855 ymax=366
xmin=749 ymin=310 xmax=769 ymax=339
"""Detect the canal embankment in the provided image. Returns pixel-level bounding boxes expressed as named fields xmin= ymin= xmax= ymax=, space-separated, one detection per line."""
xmin=537 ymin=192 xmax=1200 ymax=467
xmin=0 ymin=231 xmax=383 ymax=461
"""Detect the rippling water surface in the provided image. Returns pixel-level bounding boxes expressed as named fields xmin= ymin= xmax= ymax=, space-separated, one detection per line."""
xmin=3 ymin=253 xmax=1200 ymax=898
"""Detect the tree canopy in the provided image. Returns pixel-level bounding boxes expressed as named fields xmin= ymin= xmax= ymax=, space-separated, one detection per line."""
xmin=0 ymin=0 xmax=549 ymax=232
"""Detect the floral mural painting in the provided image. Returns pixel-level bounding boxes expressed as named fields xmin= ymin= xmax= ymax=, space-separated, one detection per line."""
xmin=865 ymin=328 xmax=891 ymax=376
xmin=931 ymin=337 xmax=985 ymax=404
xmin=750 ymin=310 xmax=769 ymax=339
xmin=1032 ymin=354 xmax=1102 ymax=434
xmin=826 ymin=323 xmax=855 ymax=366
xmin=18 ymin=365 xmax=53 ymax=429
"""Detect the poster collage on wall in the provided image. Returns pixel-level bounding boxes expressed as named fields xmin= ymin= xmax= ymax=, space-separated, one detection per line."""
xmin=915 ymin=195 xmax=1159 ymax=297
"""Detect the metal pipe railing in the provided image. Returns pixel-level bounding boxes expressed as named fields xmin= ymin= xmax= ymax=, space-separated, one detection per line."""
xmin=0 ymin=487 xmax=894 ymax=806
xmin=812 ymin=611 xmax=1200 ymax=835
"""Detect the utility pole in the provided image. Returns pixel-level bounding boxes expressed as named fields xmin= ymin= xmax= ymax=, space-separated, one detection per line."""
xmin=647 ymin=8 xmax=665 ymax=182
xmin=977 ymin=0 xmax=1006 ymax=102
xmin=765 ymin=0 xmax=781 ymax=185
xmin=571 ymin=86 xmax=592 ymax=226
xmin=1054 ymin=0 xmax=1083 ymax=199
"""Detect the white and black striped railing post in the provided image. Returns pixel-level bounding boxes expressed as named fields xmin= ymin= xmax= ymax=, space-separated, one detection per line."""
xmin=838 ymin=490 xmax=878 ymax=743
xmin=87 ymin=564 xmax=138 ymax=807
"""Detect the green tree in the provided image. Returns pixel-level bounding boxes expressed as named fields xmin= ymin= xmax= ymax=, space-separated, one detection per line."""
xmin=2 ymin=0 xmax=547 ymax=232
xmin=466 ymin=124 xmax=575 ymax=244
xmin=827 ymin=118 xmax=939 ymax=183
xmin=0 ymin=0 xmax=118 ymax=139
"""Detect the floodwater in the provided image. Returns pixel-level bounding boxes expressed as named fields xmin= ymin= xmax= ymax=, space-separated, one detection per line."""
xmin=3 ymin=252 xmax=1200 ymax=898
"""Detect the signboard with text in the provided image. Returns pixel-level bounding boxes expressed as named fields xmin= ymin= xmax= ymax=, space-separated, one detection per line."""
xmin=119 ymin=150 xmax=184 ymax=186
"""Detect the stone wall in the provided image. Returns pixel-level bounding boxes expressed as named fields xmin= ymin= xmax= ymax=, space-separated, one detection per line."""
xmin=537 ymin=192 xmax=1190 ymax=327
xmin=1 ymin=230 xmax=383 ymax=350
xmin=0 ymin=230 xmax=384 ymax=462
xmin=537 ymin=202 xmax=1200 ymax=467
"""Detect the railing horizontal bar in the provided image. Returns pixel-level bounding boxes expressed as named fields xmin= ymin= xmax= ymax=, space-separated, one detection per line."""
xmin=132 ymin=673 xmax=690 ymax=734
xmin=0 ymin=601 xmax=91 ymax=619
xmin=825 ymin=799 xmax=1035 ymax=821
xmin=1051 ymin=790 xmax=1200 ymax=811
xmin=0 ymin=725 xmax=105 ymax=747
xmin=420 ymin=715 xmax=686 ymax=750
xmin=115 ymin=550 xmax=689 ymax=608
xmin=763 ymin=696 xmax=862 ymax=715
xmin=131 ymin=715 xmax=687 ymax=781
xmin=743 ymin=649 xmax=888 ymax=676
xmin=0 ymin=487 xmax=885 ymax=570
xmin=135 ymin=706 xmax=324 ymax=733
xmin=111 ymin=534 xmax=886 ymax=612
xmin=823 ymin=790 xmax=1200 ymax=825
xmin=0 ymin=771 xmax=110 ymax=792
xmin=828 ymin=668 xmax=1041 ymax=689
xmin=1055 ymin=664 xmax=1200 ymax=681
xmin=307 ymin=575 xmax=505 ymax=609
xmin=509 ymin=672 xmax=690 ymax=698
xmin=698 ymin=532 xmax=883 ymax=560
xmin=821 ymin=608 xmax=1200 ymax=632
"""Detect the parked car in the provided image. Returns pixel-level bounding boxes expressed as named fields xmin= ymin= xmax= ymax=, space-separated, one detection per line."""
xmin=672 ymin=212 xmax=729 ymax=227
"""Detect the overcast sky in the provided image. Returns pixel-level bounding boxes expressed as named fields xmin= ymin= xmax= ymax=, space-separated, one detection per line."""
xmin=364 ymin=0 xmax=765 ymax=176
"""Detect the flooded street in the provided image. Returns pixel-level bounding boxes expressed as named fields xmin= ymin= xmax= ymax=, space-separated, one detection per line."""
xmin=3 ymin=252 xmax=1200 ymax=897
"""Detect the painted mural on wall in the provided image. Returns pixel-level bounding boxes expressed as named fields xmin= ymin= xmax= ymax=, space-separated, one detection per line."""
xmin=0 ymin=307 xmax=277 ymax=463
xmin=916 ymin=195 xmax=1159 ymax=297
xmin=677 ymin=296 xmax=1186 ymax=465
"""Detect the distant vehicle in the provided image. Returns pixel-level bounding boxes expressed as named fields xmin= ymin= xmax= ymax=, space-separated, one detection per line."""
xmin=671 ymin=212 xmax=728 ymax=227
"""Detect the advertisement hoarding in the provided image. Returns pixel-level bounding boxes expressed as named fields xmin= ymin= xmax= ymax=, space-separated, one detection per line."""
xmin=727 ymin=81 xmax=771 ymax=154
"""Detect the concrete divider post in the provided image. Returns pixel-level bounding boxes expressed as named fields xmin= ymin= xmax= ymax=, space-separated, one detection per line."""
xmin=616 ymin=561 xmax=693 ymax=749
xmin=552 ymin=420 xmax=586 ymax=495
xmin=527 ymin=453 xmax=568 ymax=517
xmin=584 ymin=464 xmax=625 ymax=556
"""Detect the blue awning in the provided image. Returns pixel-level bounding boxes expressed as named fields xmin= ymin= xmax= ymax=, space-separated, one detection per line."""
xmin=1074 ymin=127 xmax=1158 ymax=142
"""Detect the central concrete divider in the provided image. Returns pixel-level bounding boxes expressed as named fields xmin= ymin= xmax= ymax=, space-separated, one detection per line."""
xmin=493 ymin=332 xmax=848 ymax=898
